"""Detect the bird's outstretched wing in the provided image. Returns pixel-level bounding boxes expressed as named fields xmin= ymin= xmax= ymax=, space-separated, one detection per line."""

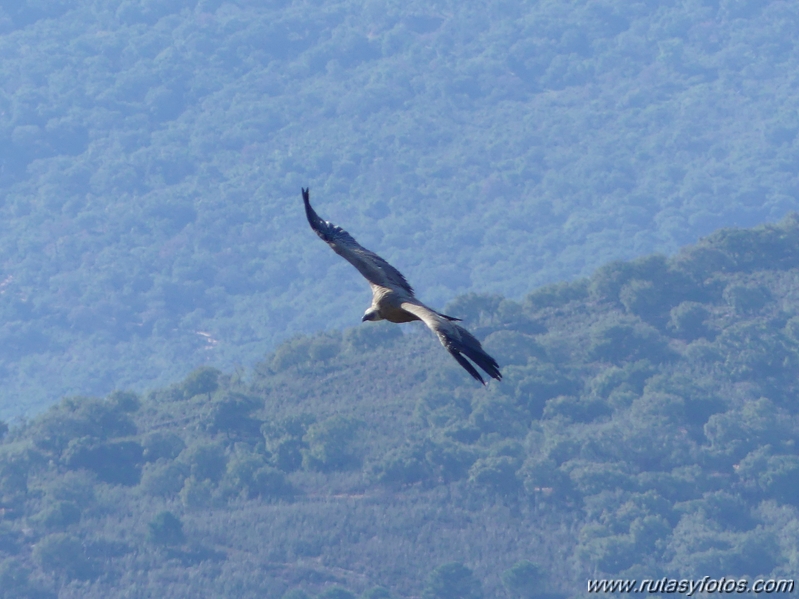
xmin=303 ymin=188 xmax=413 ymax=295
xmin=400 ymin=302 xmax=502 ymax=385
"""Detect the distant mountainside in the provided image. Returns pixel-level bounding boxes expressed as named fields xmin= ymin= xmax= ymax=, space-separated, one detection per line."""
xmin=2 ymin=216 xmax=799 ymax=597
xmin=2 ymin=0 xmax=799 ymax=415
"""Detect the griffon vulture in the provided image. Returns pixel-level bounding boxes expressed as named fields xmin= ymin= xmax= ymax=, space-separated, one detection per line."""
xmin=302 ymin=188 xmax=501 ymax=385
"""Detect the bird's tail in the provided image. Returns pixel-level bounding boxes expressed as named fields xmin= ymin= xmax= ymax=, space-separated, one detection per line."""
xmin=442 ymin=324 xmax=501 ymax=385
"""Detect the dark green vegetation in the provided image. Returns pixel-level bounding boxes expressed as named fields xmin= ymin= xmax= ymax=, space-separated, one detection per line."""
xmin=3 ymin=217 xmax=799 ymax=597
xmin=3 ymin=0 xmax=799 ymax=415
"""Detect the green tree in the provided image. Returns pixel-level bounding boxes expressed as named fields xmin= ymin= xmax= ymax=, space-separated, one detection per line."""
xmin=668 ymin=301 xmax=711 ymax=340
xmin=589 ymin=316 xmax=672 ymax=365
xmin=36 ymin=500 xmax=81 ymax=530
xmin=32 ymin=533 xmax=96 ymax=581
xmin=142 ymin=431 xmax=186 ymax=462
xmin=203 ymin=393 xmax=263 ymax=437
xmin=619 ymin=279 xmax=661 ymax=322
xmin=250 ymin=466 xmax=294 ymax=500
xmin=524 ymin=280 xmax=588 ymax=312
xmin=723 ymin=284 xmax=771 ymax=314
xmin=107 ymin=390 xmax=141 ymax=413
xmin=179 ymin=476 xmax=214 ymax=509
xmin=272 ymin=438 xmax=306 ymax=473
xmin=0 ymin=453 xmax=28 ymax=507
xmin=468 ymin=456 xmax=520 ymax=495
xmin=442 ymin=293 xmax=502 ymax=326
xmin=183 ymin=443 xmax=227 ymax=483
xmin=29 ymin=397 xmax=137 ymax=454
xmin=422 ymin=562 xmax=483 ymax=599
xmin=308 ymin=334 xmax=341 ymax=362
xmin=501 ymin=561 xmax=545 ymax=599
xmin=425 ymin=441 xmax=478 ymax=483
xmin=737 ymin=449 xmax=799 ymax=507
xmin=0 ymin=557 xmax=54 ymax=599
xmin=140 ymin=461 xmax=189 ymax=497
xmin=270 ymin=337 xmax=313 ymax=371
xmin=343 ymin=322 xmax=402 ymax=351
xmin=373 ymin=444 xmax=430 ymax=487
xmin=303 ymin=416 xmax=362 ymax=472
xmin=147 ymin=511 xmax=186 ymax=547
xmin=61 ymin=438 xmax=144 ymax=485
xmin=482 ymin=331 xmax=545 ymax=367
xmin=182 ymin=366 xmax=221 ymax=398
xmin=319 ymin=587 xmax=356 ymax=599
xmin=0 ymin=523 xmax=20 ymax=555
xmin=542 ymin=395 xmax=609 ymax=423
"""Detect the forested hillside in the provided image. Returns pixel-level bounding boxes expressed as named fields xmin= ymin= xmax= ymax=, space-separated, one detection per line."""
xmin=2 ymin=0 xmax=799 ymax=415
xmin=2 ymin=216 xmax=799 ymax=598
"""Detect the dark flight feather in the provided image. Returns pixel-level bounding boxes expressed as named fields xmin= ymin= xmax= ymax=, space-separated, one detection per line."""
xmin=303 ymin=188 xmax=413 ymax=295
xmin=440 ymin=324 xmax=502 ymax=385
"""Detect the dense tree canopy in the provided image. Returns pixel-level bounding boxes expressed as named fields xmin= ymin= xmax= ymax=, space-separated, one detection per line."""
xmin=2 ymin=0 xmax=799 ymax=415
xmin=0 ymin=217 xmax=799 ymax=596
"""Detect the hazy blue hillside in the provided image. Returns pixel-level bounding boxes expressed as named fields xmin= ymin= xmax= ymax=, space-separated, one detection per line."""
xmin=2 ymin=0 xmax=799 ymax=415
xmin=3 ymin=216 xmax=799 ymax=598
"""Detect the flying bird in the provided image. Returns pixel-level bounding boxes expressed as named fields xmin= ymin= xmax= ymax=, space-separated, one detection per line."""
xmin=302 ymin=188 xmax=501 ymax=385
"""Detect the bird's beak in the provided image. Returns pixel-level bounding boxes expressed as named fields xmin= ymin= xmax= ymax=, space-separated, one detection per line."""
xmin=361 ymin=315 xmax=369 ymax=322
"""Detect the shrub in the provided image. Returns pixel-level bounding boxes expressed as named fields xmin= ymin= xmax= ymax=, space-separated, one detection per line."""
xmin=523 ymin=280 xmax=589 ymax=312
xmin=147 ymin=511 xmax=185 ymax=546
xmin=0 ymin=523 xmax=20 ymax=555
xmin=668 ymin=301 xmax=711 ymax=340
xmin=422 ymin=562 xmax=483 ymax=599
xmin=343 ymin=322 xmax=402 ymax=351
xmin=33 ymin=533 xmax=96 ymax=581
xmin=425 ymin=440 xmax=478 ymax=483
xmin=589 ymin=316 xmax=672 ymax=365
xmin=271 ymin=337 xmax=313 ymax=371
xmin=468 ymin=456 xmax=520 ymax=495
xmin=308 ymin=334 xmax=341 ymax=362
xmin=107 ymin=390 xmax=141 ymax=413
xmin=302 ymin=416 xmax=362 ymax=472
xmin=62 ymin=438 xmax=144 ymax=485
xmin=0 ymin=557 xmax=53 ymax=598
xmin=140 ymin=461 xmax=189 ymax=497
xmin=373 ymin=445 xmax=430 ymax=487
xmin=723 ymin=284 xmax=771 ymax=314
xmin=0 ymin=453 xmax=28 ymax=504
xmin=482 ymin=331 xmax=545 ymax=366
xmin=442 ymin=293 xmax=502 ymax=326
xmin=142 ymin=431 xmax=186 ymax=462
xmin=501 ymin=561 xmax=545 ymax=599
xmin=180 ymin=476 xmax=214 ymax=509
xmin=273 ymin=438 xmax=305 ymax=473
xmin=203 ymin=393 xmax=263 ymax=437
xmin=182 ymin=443 xmax=227 ymax=483
xmin=29 ymin=396 xmax=137 ymax=454
xmin=36 ymin=500 xmax=81 ymax=530
xmin=250 ymin=466 xmax=294 ymax=500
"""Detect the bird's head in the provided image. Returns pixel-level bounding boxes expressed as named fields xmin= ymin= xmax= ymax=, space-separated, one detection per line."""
xmin=362 ymin=308 xmax=383 ymax=322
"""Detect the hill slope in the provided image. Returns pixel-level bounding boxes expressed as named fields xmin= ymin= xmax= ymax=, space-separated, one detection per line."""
xmin=2 ymin=216 xmax=799 ymax=597
xmin=3 ymin=0 xmax=799 ymax=413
